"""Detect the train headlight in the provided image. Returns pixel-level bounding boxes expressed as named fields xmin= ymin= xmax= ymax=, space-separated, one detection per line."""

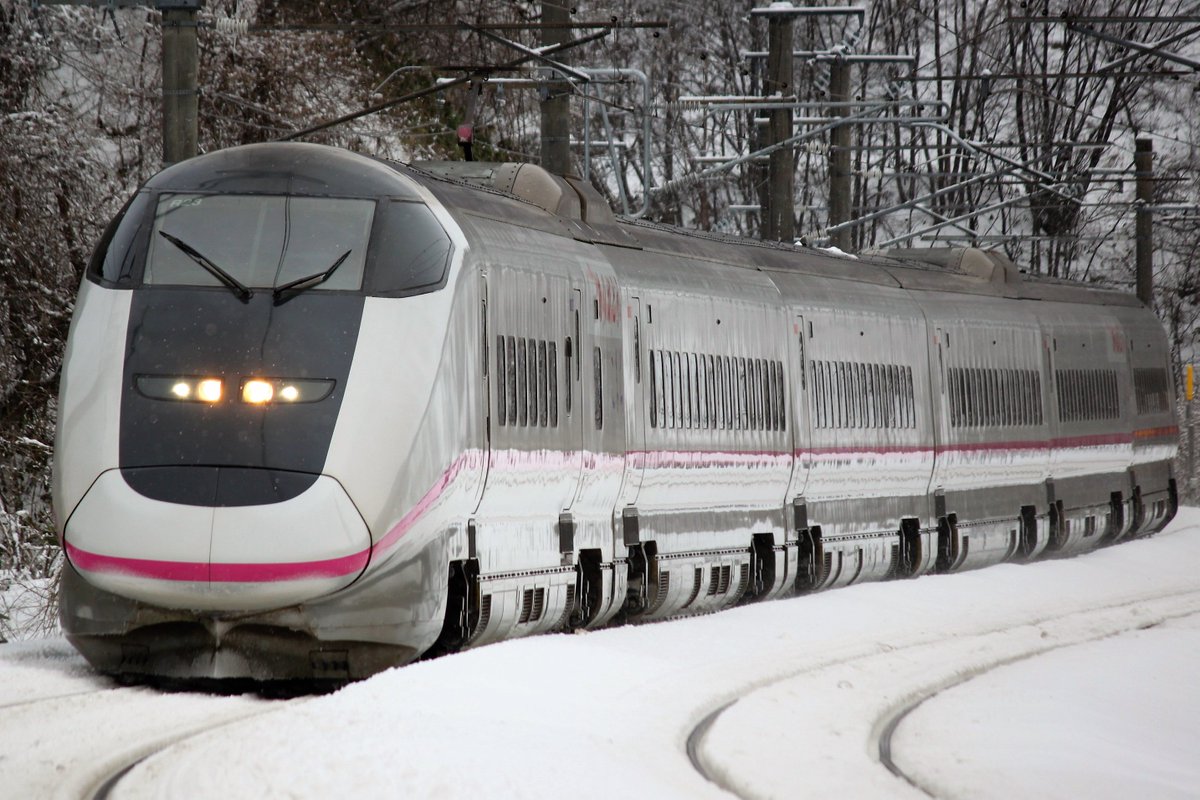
xmin=272 ymin=379 xmax=335 ymax=403
xmin=136 ymin=375 xmax=224 ymax=403
xmin=238 ymin=378 xmax=336 ymax=405
xmin=196 ymin=379 xmax=223 ymax=403
xmin=241 ymin=379 xmax=274 ymax=404
xmin=136 ymin=375 xmax=334 ymax=404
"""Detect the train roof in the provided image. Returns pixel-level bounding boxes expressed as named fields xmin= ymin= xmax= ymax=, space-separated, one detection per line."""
xmin=142 ymin=143 xmax=1140 ymax=311
xmin=148 ymin=141 xmax=424 ymax=198
xmin=404 ymin=158 xmax=1142 ymax=311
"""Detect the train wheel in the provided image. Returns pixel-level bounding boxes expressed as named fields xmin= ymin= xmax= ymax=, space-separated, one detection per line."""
xmin=569 ymin=549 xmax=605 ymax=629
xmin=935 ymin=515 xmax=958 ymax=572
xmin=795 ymin=526 xmax=827 ymax=592
xmin=898 ymin=518 xmax=926 ymax=578
xmin=424 ymin=559 xmax=480 ymax=658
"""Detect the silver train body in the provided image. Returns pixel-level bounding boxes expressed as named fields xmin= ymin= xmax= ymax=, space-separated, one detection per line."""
xmin=54 ymin=143 xmax=1179 ymax=682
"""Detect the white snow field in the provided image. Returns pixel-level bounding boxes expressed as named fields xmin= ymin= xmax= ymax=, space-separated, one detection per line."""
xmin=2 ymin=509 xmax=1198 ymax=800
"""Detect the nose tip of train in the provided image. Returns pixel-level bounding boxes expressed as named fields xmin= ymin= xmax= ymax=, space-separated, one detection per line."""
xmin=62 ymin=469 xmax=372 ymax=611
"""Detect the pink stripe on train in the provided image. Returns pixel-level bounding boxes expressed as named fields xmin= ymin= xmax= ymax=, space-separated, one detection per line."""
xmin=65 ymin=541 xmax=370 ymax=583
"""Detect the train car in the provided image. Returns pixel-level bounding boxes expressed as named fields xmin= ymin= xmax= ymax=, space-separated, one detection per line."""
xmin=53 ymin=142 xmax=1179 ymax=683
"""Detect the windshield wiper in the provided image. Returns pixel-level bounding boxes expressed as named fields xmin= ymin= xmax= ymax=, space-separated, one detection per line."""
xmin=157 ymin=231 xmax=253 ymax=302
xmin=272 ymin=250 xmax=353 ymax=302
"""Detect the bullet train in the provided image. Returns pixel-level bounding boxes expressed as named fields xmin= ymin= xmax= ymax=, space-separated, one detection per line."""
xmin=54 ymin=142 xmax=1179 ymax=683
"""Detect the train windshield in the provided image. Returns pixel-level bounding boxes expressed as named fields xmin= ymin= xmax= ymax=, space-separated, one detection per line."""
xmin=145 ymin=194 xmax=375 ymax=292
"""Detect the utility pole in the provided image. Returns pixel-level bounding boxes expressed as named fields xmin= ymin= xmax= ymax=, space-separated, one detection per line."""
xmin=764 ymin=12 xmax=794 ymax=242
xmin=1135 ymin=138 xmax=1154 ymax=306
xmin=35 ymin=0 xmax=202 ymax=166
xmin=540 ymin=1 xmax=572 ymax=175
xmin=827 ymin=57 xmax=852 ymax=251
xmin=161 ymin=1 xmax=201 ymax=165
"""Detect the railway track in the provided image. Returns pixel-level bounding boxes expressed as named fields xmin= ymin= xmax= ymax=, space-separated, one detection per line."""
xmin=0 ymin=683 xmax=296 ymax=800
xmin=686 ymin=588 xmax=1200 ymax=799
xmin=85 ymin=701 xmax=298 ymax=800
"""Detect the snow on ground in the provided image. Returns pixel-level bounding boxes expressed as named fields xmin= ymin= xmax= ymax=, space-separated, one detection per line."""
xmin=2 ymin=510 xmax=1199 ymax=800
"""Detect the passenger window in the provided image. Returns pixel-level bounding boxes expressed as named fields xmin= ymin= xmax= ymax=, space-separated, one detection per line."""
xmin=964 ymin=371 xmax=974 ymax=429
xmin=691 ymin=355 xmax=700 ymax=431
xmin=530 ymin=338 xmax=540 ymax=424
xmin=777 ymin=361 xmax=787 ymax=431
xmin=719 ymin=357 xmax=730 ymax=430
xmin=767 ymin=361 xmax=777 ymax=431
xmin=739 ymin=358 xmax=750 ymax=430
xmin=854 ymin=362 xmax=864 ymax=429
xmin=496 ymin=335 xmax=507 ymax=427
xmin=506 ymin=337 xmax=517 ymax=425
xmin=593 ymin=346 xmax=603 ymax=430
xmin=1017 ymin=369 xmax=1027 ymax=425
xmin=548 ymin=341 xmax=558 ymax=427
xmin=680 ymin=354 xmax=690 ymax=429
xmin=517 ymin=339 xmax=528 ymax=427
xmin=762 ymin=360 xmax=773 ymax=431
xmin=722 ymin=357 xmax=732 ymax=429
xmin=854 ymin=362 xmax=865 ymax=428
xmin=649 ymin=351 xmax=659 ymax=429
xmin=812 ymin=362 xmax=823 ymax=428
xmin=750 ymin=360 xmax=759 ymax=430
xmin=634 ymin=316 xmax=641 ymax=384
xmin=657 ymin=350 xmax=667 ymax=428
xmin=664 ymin=351 xmax=674 ymax=428
xmin=828 ymin=362 xmax=836 ymax=428
xmin=671 ymin=352 xmax=680 ymax=428
xmin=538 ymin=340 xmax=548 ymax=427
xmin=564 ymin=337 xmax=572 ymax=416
xmin=668 ymin=350 xmax=674 ymax=428
xmin=700 ymin=357 xmax=710 ymax=431
xmin=866 ymin=364 xmax=877 ymax=428
xmin=817 ymin=362 xmax=826 ymax=429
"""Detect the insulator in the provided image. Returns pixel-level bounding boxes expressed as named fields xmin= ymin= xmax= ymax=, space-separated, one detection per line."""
xmin=215 ymin=17 xmax=249 ymax=35
xmin=665 ymin=99 xmax=707 ymax=112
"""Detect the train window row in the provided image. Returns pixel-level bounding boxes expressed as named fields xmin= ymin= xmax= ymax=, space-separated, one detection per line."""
xmin=649 ymin=350 xmax=786 ymax=432
xmin=810 ymin=360 xmax=916 ymax=430
xmin=1056 ymin=368 xmax=1119 ymax=422
xmin=495 ymin=335 xmax=559 ymax=429
xmin=1134 ymin=368 xmax=1170 ymax=415
xmin=949 ymin=367 xmax=1043 ymax=428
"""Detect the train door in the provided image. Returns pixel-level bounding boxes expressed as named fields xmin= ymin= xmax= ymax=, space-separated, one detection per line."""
xmin=472 ymin=274 xmax=491 ymax=514
xmin=617 ymin=295 xmax=646 ymax=508
xmin=562 ymin=287 xmax=586 ymax=511
xmin=1042 ymin=329 xmax=1060 ymax=475
xmin=786 ymin=313 xmax=813 ymax=502
xmin=927 ymin=325 xmax=950 ymax=496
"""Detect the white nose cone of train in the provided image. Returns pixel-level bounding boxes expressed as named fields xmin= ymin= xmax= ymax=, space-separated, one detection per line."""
xmin=62 ymin=471 xmax=371 ymax=611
